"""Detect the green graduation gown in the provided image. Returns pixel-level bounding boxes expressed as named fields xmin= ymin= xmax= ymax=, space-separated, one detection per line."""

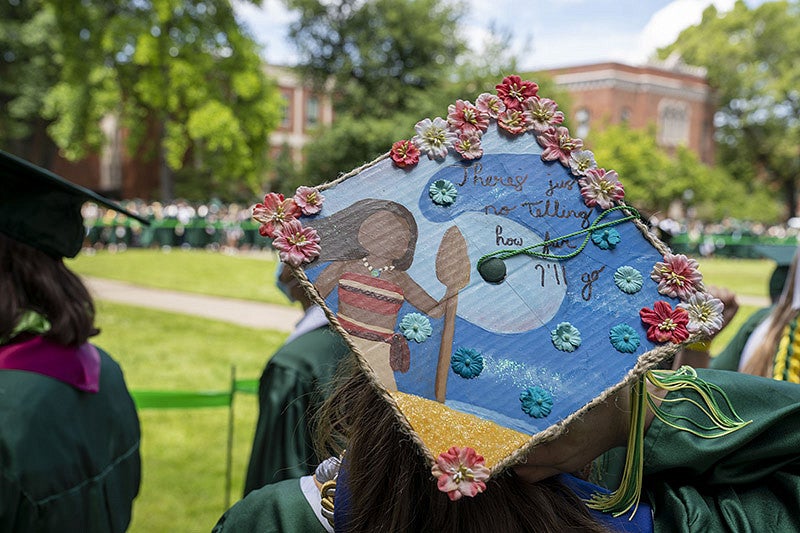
xmin=0 ymin=347 xmax=141 ymax=532
xmin=244 ymin=326 xmax=349 ymax=494
xmin=218 ymin=369 xmax=800 ymax=532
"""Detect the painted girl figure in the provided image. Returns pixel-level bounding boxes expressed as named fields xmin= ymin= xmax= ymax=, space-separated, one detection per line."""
xmin=308 ymin=199 xmax=464 ymax=391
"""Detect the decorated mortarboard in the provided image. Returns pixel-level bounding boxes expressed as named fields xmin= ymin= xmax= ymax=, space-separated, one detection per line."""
xmin=0 ymin=149 xmax=149 ymax=258
xmin=253 ymin=75 xmax=749 ymax=514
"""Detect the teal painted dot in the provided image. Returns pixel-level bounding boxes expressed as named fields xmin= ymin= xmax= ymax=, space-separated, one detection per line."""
xmin=478 ymin=257 xmax=506 ymax=284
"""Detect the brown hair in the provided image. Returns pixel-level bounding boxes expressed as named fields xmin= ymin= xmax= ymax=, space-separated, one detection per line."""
xmin=316 ymin=356 xmax=610 ymax=533
xmin=0 ymin=232 xmax=97 ymax=346
xmin=742 ymin=251 xmax=800 ymax=378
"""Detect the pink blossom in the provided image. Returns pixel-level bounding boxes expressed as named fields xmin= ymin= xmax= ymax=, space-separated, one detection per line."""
xmin=578 ymin=168 xmax=625 ymax=209
xmin=272 ymin=219 xmax=321 ymax=267
xmin=447 ymin=99 xmax=489 ymax=135
xmin=252 ymin=192 xmax=301 ymax=238
xmin=524 ymin=96 xmax=564 ymax=133
xmin=538 ymin=126 xmax=584 ymax=166
xmin=475 ymin=92 xmax=506 ymax=119
xmin=431 ymin=446 xmax=490 ymax=501
xmin=390 ymin=139 xmax=420 ymax=168
xmin=293 ymin=186 xmax=325 ymax=216
xmin=453 ymin=133 xmax=483 ymax=160
xmin=650 ymin=253 xmax=705 ymax=300
xmin=495 ymin=75 xmax=538 ymax=111
xmin=640 ymin=301 xmax=690 ymax=344
xmin=497 ymin=109 xmax=532 ymax=135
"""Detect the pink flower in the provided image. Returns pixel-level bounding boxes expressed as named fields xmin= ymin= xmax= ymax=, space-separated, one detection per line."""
xmin=252 ymin=192 xmax=301 ymax=238
xmin=640 ymin=301 xmax=690 ymax=344
xmin=431 ymin=446 xmax=490 ymax=501
xmin=524 ymin=96 xmax=564 ymax=133
xmin=447 ymin=99 xmax=489 ymax=135
xmin=293 ymin=186 xmax=325 ymax=216
xmin=272 ymin=219 xmax=321 ymax=267
xmin=650 ymin=253 xmax=705 ymax=300
xmin=578 ymin=168 xmax=625 ymax=209
xmin=390 ymin=139 xmax=420 ymax=168
xmin=453 ymin=133 xmax=483 ymax=160
xmin=495 ymin=75 xmax=538 ymax=111
xmin=497 ymin=109 xmax=532 ymax=135
xmin=538 ymin=126 xmax=584 ymax=166
xmin=475 ymin=92 xmax=506 ymax=119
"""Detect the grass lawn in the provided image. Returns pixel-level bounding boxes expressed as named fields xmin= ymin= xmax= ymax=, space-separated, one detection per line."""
xmin=91 ymin=301 xmax=286 ymax=532
xmin=68 ymin=249 xmax=289 ymax=306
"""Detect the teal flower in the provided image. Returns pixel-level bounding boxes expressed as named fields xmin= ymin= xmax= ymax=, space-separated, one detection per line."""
xmin=614 ymin=266 xmax=643 ymax=294
xmin=429 ymin=179 xmax=458 ymax=206
xmin=399 ymin=313 xmax=432 ymax=343
xmin=609 ymin=324 xmax=640 ymax=353
xmin=520 ymin=387 xmax=553 ymax=418
xmin=451 ymin=347 xmax=484 ymax=379
xmin=591 ymin=227 xmax=621 ymax=250
xmin=551 ymin=322 xmax=581 ymax=352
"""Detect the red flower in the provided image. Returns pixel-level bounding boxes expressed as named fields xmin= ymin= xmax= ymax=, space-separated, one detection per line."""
xmin=447 ymin=99 xmax=489 ymax=135
xmin=252 ymin=192 xmax=300 ymax=238
xmin=390 ymin=139 xmax=420 ymax=168
xmin=537 ymin=126 xmax=584 ymax=166
xmin=640 ymin=301 xmax=690 ymax=344
xmin=495 ymin=75 xmax=538 ymax=111
xmin=293 ymin=186 xmax=325 ymax=216
xmin=497 ymin=109 xmax=532 ymax=135
xmin=431 ymin=446 xmax=490 ymax=501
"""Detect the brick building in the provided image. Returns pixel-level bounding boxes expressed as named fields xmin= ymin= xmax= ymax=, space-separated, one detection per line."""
xmin=542 ymin=59 xmax=716 ymax=165
xmin=265 ymin=64 xmax=334 ymax=167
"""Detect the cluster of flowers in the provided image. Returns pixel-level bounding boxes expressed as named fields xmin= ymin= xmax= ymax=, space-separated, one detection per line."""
xmin=640 ymin=253 xmax=724 ymax=344
xmin=389 ymin=75 xmax=625 ymax=211
xmin=252 ymin=186 xmax=325 ymax=267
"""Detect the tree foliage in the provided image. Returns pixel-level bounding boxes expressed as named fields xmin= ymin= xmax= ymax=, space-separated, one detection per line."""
xmin=283 ymin=0 xmax=534 ymax=183
xmin=661 ymin=0 xmax=800 ymax=218
xmin=2 ymin=0 xmax=283 ymax=201
xmin=590 ymin=124 xmax=781 ymax=223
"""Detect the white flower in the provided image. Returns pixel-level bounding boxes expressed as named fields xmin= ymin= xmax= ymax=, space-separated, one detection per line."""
xmin=678 ymin=292 xmax=724 ymax=336
xmin=569 ymin=150 xmax=597 ymax=177
xmin=412 ymin=117 xmax=457 ymax=160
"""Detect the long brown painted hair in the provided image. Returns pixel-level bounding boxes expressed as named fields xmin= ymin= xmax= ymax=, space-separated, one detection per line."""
xmin=315 ymin=356 xmax=610 ymax=533
xmin=0 ymin=232 xmax=97 ymax=346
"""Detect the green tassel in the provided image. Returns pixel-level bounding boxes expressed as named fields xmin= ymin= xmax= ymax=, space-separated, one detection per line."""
xmin=586 ymin=376 xmax=647 ymax=517
xmin=0 ymin=310 xmax=51 ymax=344
xmin=645 ymin=365 xmax=752 ymax=438
xmin=587 ymin=366 xmax=752 ymax=517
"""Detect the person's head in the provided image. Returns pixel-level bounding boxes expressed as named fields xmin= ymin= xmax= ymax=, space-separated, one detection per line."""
xmin=276 ymin=262 xmax=313 ymax=309
xmin=0 ymin=150 xmax=148 ymax=346
xmin=309 ymin=199 xmax=418 ymax=270
xmin=315 ymin=357 xmax=611 ymax=533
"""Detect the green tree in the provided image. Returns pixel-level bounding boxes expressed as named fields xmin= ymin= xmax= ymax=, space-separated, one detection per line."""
xmin=590 ymin=124 xmax=781 ymax=223
xmin=661 ymin=0 xmax=800 ymax=218
xmin=36 ymin=0 xmax=282 ymax=201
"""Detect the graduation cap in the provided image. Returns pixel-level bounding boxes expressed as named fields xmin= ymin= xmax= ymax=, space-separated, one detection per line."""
xmin=753 ymin=244 xmax=798 ymax=303
xmin=0 ymin=150 xmax=149 ymax=258
xmin=253 ymin=75 xmax=748 ymax=515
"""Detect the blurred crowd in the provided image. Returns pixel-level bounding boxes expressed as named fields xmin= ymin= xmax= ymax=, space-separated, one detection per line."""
xmin=80 ymin=199 xmax=269 ymax=253
xmin=80 ymin=199 xmax=800 ymax=259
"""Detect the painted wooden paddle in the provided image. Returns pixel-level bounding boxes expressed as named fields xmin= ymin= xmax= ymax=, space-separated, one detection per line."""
xmin=434 ymin=225 xmax=471 ymax=403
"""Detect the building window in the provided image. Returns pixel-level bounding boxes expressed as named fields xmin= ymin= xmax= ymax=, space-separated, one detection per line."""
xmin=658 ymin=100 xmax=690 ymax=146
xmin=620 ymin=107 xmax=632 ymax=123
xmin=575 ymin=107 xmax=590 ymax=139
xmin=306 ymin=97 xmax=319 ymax=127
xmin=280 ymin=94 xmax=290 ymax=129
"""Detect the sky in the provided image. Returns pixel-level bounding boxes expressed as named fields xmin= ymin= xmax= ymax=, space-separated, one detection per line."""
xmin=234 ymin=0 xmax=768 ymax=71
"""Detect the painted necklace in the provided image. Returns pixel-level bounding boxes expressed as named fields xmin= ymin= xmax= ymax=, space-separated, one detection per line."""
xmin=362 ymin=257 xmax=396 ymax=277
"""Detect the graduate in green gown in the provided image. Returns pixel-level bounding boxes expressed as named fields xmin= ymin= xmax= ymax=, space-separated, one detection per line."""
xmin=0 ymin=150 xmax=145 ymax=532
xmin=244 ymin=264 xmax=349 ymax=494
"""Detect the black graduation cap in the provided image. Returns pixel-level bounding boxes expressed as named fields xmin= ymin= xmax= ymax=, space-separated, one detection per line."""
xmin=0 ymin=149 xmax=149 ymax=258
